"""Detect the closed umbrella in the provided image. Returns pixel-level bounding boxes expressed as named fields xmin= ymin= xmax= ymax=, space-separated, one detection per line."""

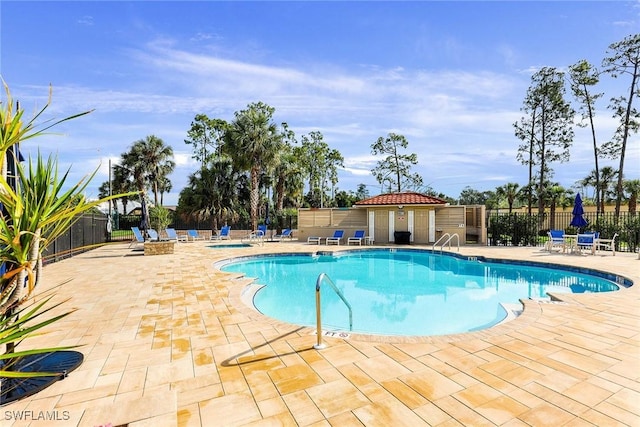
xmin=139 ymin=197 xmax=150 ymax=238
xmin=570 ymin=193 xmax=588 ymax=231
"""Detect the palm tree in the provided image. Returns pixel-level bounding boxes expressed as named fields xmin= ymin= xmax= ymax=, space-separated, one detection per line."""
xmin=624 ymin=179 xmax=640 ymax=216
xmin=224 ymin=102 xmax=281 ymax=230
xmin=123 ymin=136 xmax=175 ymax=207
xmin=546 ymin=185 xmax=571 ymax=230
xmin=598 ymin=166 xmax=618 ymax=212
xmin=495 ymin=183 xmax=521 ymax=213
xmin=158 ymin=176 xmax=172 ymax=206
xmin=111 ymin=163 xmax=135 ymax=215
xmin=177 ymin=156 xmax=241 ymax=230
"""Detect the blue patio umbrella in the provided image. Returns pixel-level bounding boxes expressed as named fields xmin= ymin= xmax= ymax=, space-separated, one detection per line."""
xmin=570 ymin=193 xmax=588 ymax=230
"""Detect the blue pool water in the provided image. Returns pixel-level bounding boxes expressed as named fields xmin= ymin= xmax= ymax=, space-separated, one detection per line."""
xmin=220 ymin=250 xmax=621 ymax=336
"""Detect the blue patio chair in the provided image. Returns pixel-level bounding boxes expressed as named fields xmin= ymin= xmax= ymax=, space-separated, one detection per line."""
xmin=129 ymin=227 xmax=145 ymax=248
xmin=546 ymin=229 xmax=565 ymax=252
xmin=595 ymin=233 xmax=618 ymax=256
xmin=326 ymin=230 xmax=344 ymax=245
xmin=273 ymin=228 xmax=293 ymax=241
xmin=187 ymin=229 xmax=205 ymax=241
xmin=165 ymin=228 xmax=187 ymax=242
xmin=347 ymin=230 xmax=366 ymax=246
xmin=147 ymin=228 xmax=160 ymax=242
xmin=210 ymin=226 xmax=231 ymax=240
xmin=577 ymin=233 xmax=596 ymax=255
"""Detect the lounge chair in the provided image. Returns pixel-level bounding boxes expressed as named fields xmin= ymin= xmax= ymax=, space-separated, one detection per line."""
xmin=347 ymin=230 xmax=366 ymax=246
xmin=576 ymin=233 xmax=596 ymax=255
xmin=273 ymin=228 xmax=293 ymax=241
xmin=187 ymin=229 xmax=205 ymax=241
xmin=129 ymin=226 xmax=145 ymax=248
xmin=211 ymin=225 xmax=231 ymax=240
xmin=546 ymin=230 xmax=565 ymax=252
xmin=595 ymin=233 xmax=618 ymax=256
xmin=147 ymin=228 xmax=160 ymax=242
xmin=165 ymin=228 xmax=187 ymax=242
xmin=326 ymin=230 xmax=344 ymax=245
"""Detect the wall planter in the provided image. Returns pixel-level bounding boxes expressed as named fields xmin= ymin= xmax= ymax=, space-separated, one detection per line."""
xmin=144 ymin=241 xmax=175 ymax=255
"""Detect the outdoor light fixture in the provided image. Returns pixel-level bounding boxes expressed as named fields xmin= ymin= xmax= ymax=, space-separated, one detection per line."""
xmin=398 ymin=205 xmax=404 ymax=209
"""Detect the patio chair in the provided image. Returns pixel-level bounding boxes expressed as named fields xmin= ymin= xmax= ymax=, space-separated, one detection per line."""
xmin=595 ymin=233 xmax=618 ymax=256
xmin=187 ymin=229 xmax=205 ymax=241
xmin=546 ymin=230 xmax=565 ymax=252
xmin=165 ymin=228 xmax=187 ymax=242
xmin=273 ymin=228 xmax=293 ymax=241
xmin=576 ymin=233 xmax=596 ymax=255
xmin=129 ymin=226 xmax=145 ymax=248
xmin=326 ymin=230 xmax=344 ymax=245
xmin=347 ymin=230 xmax=366 ymax=246
xmin=147 ymin=228 xmax=160 ymax=242
xmin=211 ymin=225 xmax=231 ymax=241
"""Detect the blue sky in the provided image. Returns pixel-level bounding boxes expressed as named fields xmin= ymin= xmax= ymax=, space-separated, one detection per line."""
xmin=1 ymin=1 xmax=639 ymax=208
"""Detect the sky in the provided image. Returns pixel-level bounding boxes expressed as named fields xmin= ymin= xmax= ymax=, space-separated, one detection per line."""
xmin=1 ymin=1 xmax=639 ymax=208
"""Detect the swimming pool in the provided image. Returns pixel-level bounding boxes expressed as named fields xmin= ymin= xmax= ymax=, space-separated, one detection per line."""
xmin=220 ymin=249 xmax=622 ymax=336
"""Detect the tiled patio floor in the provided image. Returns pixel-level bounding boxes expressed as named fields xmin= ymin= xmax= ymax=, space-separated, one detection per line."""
xmin=3 ymin=241 xmax=639 ymax=426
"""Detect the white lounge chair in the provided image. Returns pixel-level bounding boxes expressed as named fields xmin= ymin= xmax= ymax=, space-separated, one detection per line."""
xmin=595 ymin=233 xmax=618 ymax=256
xmin=576 ymin=233 xmax=597 ymax=255
xmin=211 ymin=226 xmax=231 ymax=240
xmin=546 ymin=230 xmax=565 ymax=252
xmin=147 ymin=229 xmax=162 ymax=242
xmin=347 ymin=230 xmax=366 ymax=246
xmin=129 ymin=226 xmax=145 ymax=248
xmin=165 ymin=228 xmax=187 ymax=242
xmin=326 ymin=230 xmax=344 ymax=245
xmin=187 ymin=229 xmax=205 ymax=241
xmin=273 ymin=229 xmax=293 ymax=241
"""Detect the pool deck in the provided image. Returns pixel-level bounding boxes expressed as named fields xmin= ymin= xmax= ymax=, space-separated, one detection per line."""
xmin=3 ymin=241 xmax=639 ymax=426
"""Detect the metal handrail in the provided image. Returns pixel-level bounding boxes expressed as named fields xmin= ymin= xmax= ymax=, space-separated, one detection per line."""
xmin=314 ymin=273 xmax=352 ymax=350
xmin=433 ymin=233 xmax=460 ymax=253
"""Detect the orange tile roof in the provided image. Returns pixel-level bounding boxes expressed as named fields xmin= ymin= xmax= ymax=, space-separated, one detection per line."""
xmin=355 ymin=191 xmax=448 ymax=206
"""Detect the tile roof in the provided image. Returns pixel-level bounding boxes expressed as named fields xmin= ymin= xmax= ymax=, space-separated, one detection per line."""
xmin=355 ymin=191 xmax=448 ymax=206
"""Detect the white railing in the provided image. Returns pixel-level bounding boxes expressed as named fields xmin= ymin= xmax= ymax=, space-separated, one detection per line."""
xmin=433 ymin=233 xmax=460 ymax=253
xmin=314 ymin=273 xmax=352 ymax=350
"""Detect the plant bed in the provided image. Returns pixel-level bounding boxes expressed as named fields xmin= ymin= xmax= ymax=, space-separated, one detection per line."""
xmin=144 ymin=241 xmax=175 ymax=255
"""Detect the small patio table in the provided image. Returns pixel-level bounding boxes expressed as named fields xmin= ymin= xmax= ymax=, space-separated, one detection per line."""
xmin=562 ymin=234 xmax=578 ymax=254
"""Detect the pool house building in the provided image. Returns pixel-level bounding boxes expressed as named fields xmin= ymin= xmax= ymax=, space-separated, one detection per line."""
xmin=297 ymin=191 xmax=487 ymax=245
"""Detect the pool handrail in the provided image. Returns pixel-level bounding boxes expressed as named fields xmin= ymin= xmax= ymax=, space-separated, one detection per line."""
xmin=433 ymin=233 xmax=460 ymax=253
xmin=314 ymin=273 xmax=353 ymax=350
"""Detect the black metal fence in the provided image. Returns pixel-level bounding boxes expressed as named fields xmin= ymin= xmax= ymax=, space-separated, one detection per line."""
xmin=42 ymin=213 xmax=111 ymax=264
xmin=487 ymin=211 xmax=639 ymax=253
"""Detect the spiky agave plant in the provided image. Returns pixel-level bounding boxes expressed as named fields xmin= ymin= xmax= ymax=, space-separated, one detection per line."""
xmin=0 ymin=81 xmax=134 ymax=383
